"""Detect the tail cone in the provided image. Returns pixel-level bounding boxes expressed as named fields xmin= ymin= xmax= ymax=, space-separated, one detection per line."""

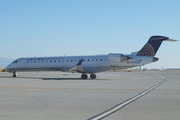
xmin=153 ymin=57 xmax=159 ymax=62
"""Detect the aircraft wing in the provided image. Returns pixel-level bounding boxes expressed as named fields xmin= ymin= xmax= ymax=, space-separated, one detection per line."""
xmin=65 ymin=59 xmax=89 ymax=73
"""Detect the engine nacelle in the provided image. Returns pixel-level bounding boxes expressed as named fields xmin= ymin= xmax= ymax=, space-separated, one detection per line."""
xmin=108 ymin=53 xmax=130 ymax=63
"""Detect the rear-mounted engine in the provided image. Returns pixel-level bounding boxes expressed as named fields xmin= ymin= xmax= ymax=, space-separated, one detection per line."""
xmin=108 ymin=53 xmax=131 ymax=63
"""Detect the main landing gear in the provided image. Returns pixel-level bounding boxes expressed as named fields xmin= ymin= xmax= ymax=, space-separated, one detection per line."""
xmin=90 ymin=73 xmax=96 ymax=79
xmin=81 ymin=73 xmax=88 ymax=79
xmin=81 ymin=73 xmax=96 ymax=79
xmin=12 ymin=71 xmax=17 ymax=77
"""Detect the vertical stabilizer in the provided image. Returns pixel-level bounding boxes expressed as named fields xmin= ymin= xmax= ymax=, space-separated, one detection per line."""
xmin=137 ymin=36 xmax=170 ymax=56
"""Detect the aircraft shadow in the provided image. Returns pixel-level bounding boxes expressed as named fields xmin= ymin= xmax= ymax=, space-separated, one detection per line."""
xmin=41 ymin=78 xmax=108 ymax=80
xmin=0 ymin=76 xmax=107 ymax=81
xmin=0 ymin=76 xmax=44 ymax=80
xmin=42 ymin=78 xmax=82 ymax=80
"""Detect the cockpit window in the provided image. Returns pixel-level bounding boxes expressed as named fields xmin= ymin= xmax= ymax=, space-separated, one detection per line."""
xmin=13 ymin=60 xmax=18 ymax=63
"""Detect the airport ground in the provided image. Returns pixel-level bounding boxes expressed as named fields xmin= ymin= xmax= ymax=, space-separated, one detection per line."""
xmin=0 ymin=71 xmax=179 ymax=120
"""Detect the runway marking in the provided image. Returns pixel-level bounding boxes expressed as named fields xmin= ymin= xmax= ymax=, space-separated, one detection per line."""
xmin=170 ymin=74 xmax=180 ymax=78
xmin=0 ymin=86 xmax=143 ymax=91
xmin=0 ymin=90 xmax=67 ymax=102
xmin=1 ymin=86 xmax=179 ymax=93
xmin=22 ymin=99 xmax=79 ymax=120
xmin=22 ymin=94 xmax=90 ymax=120
xmin=0 ymin=86 xmax=73 ymax=90
xmin=153 ymin=72 xmax=166 ymax=79
xmin=1 ymin=86 xmax=178 ymax=91
xmin=88 ymin=79 xmax=168 ymax=120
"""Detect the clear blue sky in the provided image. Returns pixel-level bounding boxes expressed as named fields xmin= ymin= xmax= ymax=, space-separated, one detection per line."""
xmin=0 ymin=0 xmax=180 ymax=68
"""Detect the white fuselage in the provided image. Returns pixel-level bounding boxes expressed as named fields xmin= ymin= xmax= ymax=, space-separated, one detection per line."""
xmin=5 ymin=53 xmax=154 ymax=73
xmin=5 ymin=35 xmax=176 ymax=79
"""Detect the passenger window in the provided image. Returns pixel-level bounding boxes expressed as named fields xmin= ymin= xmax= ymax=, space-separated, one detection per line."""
xmin=100 ymin=59 xmax=102 ymax=61
xmin=71 ymin=60 xmax=73 ymax=62
xmin=96 ymin=59 xmax=98 ymax=61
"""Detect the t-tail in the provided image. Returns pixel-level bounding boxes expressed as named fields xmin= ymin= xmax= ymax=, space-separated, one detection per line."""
xmin=136 ymin=36 xmax=177 ymax=57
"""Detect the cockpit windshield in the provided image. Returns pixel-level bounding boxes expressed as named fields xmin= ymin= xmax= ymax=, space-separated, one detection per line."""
xmin=12 ymin=60 xmax=18 ymax=64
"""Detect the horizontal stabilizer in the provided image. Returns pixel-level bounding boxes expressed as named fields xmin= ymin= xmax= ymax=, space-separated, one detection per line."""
xmin=164 ymin=39 xmax=178 ymax=42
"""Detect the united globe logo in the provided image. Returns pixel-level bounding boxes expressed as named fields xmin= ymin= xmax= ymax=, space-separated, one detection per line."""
xmin=137 ymin=43 xmax=155 ymax=56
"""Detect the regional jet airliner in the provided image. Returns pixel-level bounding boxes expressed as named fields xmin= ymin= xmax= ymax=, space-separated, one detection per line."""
xmin=5 ymin=36 xmax=177 ymax=79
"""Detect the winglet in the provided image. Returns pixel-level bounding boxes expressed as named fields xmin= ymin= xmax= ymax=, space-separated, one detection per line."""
xmin=76 ymin=59 xmax=83 ymax=66
xmin=65 ymin=59 xmax=88 ymax=73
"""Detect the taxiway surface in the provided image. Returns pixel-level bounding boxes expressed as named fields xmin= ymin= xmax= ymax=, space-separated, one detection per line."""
xmin=0 ymin=71 xmax=179 ymax=120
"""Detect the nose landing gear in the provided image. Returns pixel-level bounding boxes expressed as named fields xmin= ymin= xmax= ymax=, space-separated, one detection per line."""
xmin=13 ymin=71 xmax=17 ymax=77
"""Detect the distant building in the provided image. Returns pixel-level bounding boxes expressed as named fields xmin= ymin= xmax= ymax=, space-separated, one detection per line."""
xmin=142 ymin=68 xmax=150 ymax=71
xmin=166 ymin=68 xmax=180 ymax=70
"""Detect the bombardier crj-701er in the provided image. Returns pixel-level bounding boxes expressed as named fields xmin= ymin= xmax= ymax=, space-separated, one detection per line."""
xmin=5 ymin=36 xmax=177 ymax=79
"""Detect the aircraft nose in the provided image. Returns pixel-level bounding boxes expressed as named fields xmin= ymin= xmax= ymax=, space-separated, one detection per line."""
xmin=5 ymin=66 xmax=9 ymax=70
xmin=5 ymin=64 xmax=11 ymax=70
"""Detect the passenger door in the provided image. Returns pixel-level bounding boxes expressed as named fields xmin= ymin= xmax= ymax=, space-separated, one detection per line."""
xmin=20 ymin=59 xmax=26 ymax=68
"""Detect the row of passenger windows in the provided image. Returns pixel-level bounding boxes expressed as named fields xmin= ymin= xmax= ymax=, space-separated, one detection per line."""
xmin=27 ymin=59 xmax=107 ymax=63
xmin=27 ymin=58 xmax=63 ymax=61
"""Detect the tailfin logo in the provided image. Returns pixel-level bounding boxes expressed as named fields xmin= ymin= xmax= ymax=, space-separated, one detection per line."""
xmin=137 ymin=43 xmax=155 ymax=56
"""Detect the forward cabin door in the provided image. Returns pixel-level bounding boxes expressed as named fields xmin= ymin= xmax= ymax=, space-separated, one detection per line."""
xmin=20 ymin=58 xmax=26 ymax=68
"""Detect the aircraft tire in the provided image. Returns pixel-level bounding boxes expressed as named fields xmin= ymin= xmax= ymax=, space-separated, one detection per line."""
xmin=13 ymin=72 xmax=17 ymax=77
xmin=81 ymin=74 xmax=88 ymax=79
xmin=90 ymin=74 xmax=96 ymax=79
xmin=13 ymin=74 xmax=17 ymax=77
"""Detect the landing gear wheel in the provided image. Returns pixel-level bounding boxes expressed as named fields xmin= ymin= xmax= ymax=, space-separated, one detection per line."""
xmin=90 ymin=73 xmax=96 ymax=79
xmin=81 ymin=74 xmax=88 ymax=79
xmin=13 ymin=72 xmax=17 ymax=77
xmin=13 ymin=75 xmax=17 ymax=77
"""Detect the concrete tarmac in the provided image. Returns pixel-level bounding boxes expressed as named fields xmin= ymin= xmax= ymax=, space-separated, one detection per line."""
xmin=0 ymin=71 xmax=179 ymax=120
